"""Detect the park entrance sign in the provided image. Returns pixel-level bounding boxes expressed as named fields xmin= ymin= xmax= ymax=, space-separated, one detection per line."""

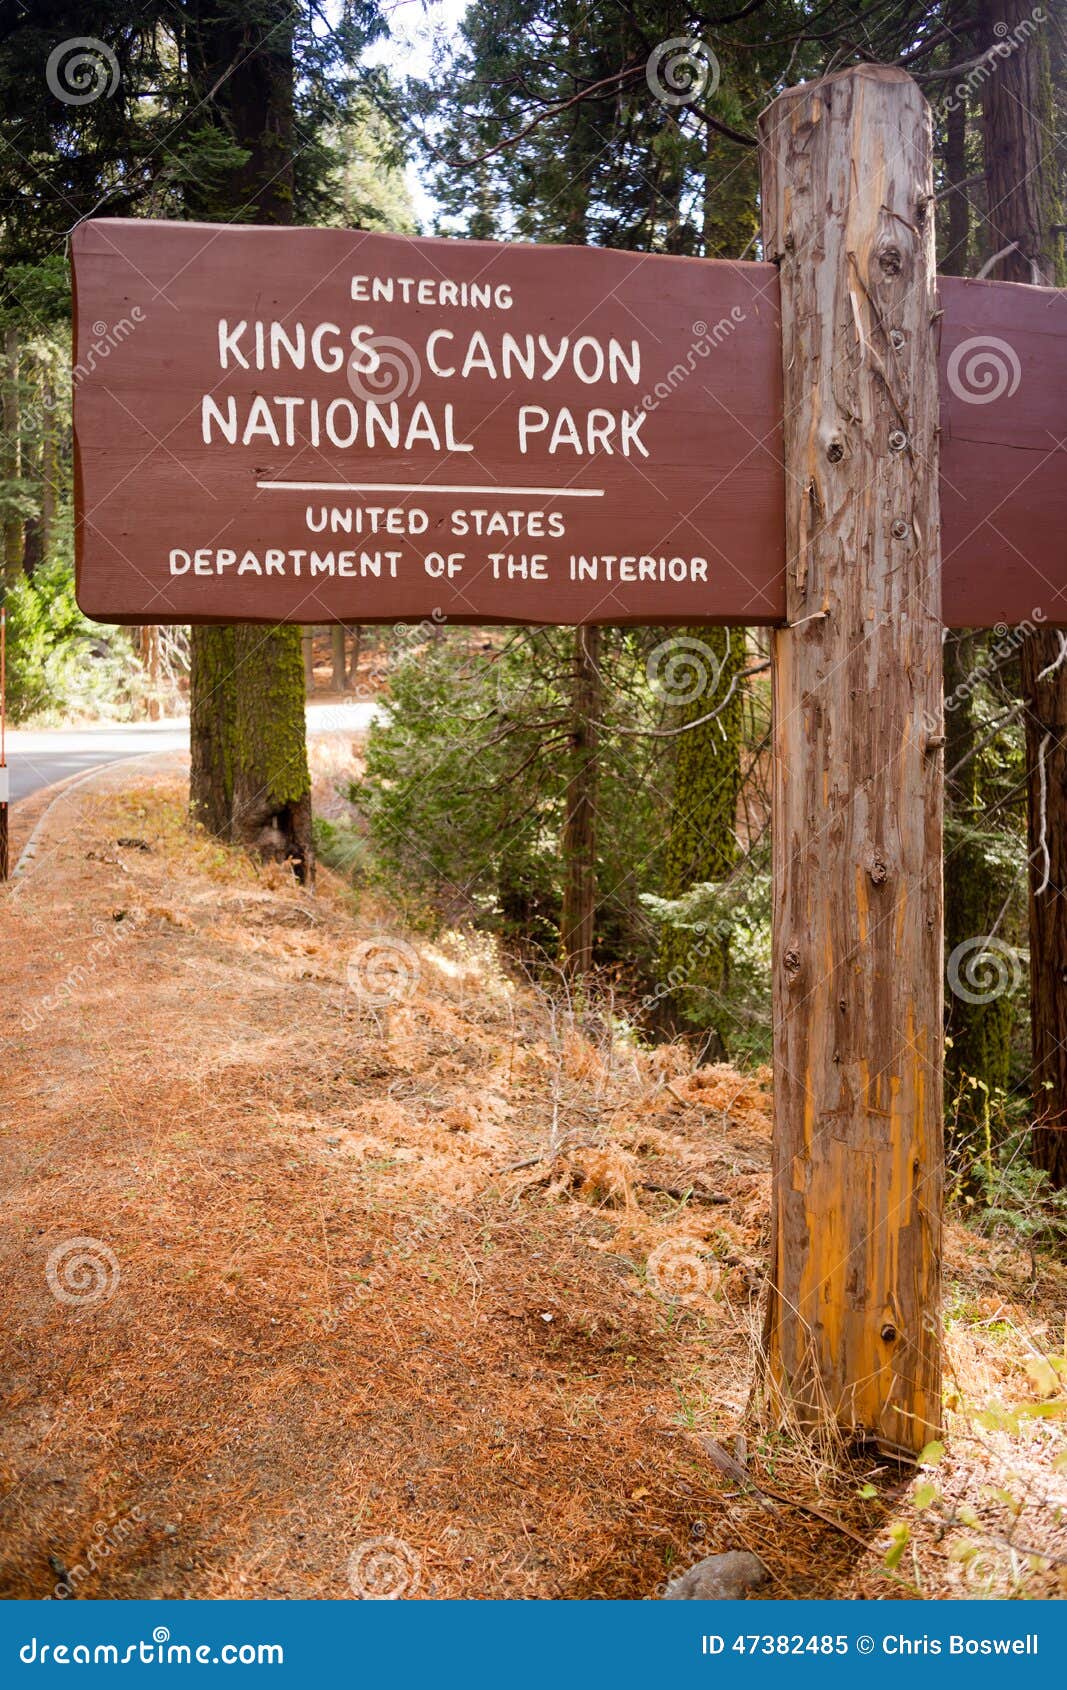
xmin=71 ymin=217 xmax=1066 ymax=629
xmin=71 ymin=220 xmax=786 ymax=626
xmin=69 ymin=66 xmax=1067 ymax=1460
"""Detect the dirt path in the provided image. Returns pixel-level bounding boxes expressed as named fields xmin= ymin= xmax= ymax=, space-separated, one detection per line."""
xmin=1 ymin=769 xmax=1064 ymax=1600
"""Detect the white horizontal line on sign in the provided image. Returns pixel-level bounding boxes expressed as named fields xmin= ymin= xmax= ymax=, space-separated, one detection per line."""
xmin=256 ymin=480 xmax=605 ymax=498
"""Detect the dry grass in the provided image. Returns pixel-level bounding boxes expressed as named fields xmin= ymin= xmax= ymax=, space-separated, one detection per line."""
xmin=0 ymin=767 xmax=1065 ymax=1601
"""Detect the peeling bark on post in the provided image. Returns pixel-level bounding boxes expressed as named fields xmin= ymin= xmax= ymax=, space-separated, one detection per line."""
xmin=758 ymin=66 xmax=944 ymax=1455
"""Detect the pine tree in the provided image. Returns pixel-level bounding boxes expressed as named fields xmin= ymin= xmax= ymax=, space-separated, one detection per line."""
xmin=183 ymin=1 xmax=310 ymax=875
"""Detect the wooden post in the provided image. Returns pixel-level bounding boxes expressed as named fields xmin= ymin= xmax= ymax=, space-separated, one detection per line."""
xmin=758 ymin=66 xmax=944 ymax=1455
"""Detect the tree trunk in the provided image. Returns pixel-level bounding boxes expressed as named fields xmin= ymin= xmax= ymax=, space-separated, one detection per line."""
xmin=1022 ymin=647 xmax=1067 ymax=1187
xmin=331 ymin=624 xmax=346 ymax=691
xmin=139 ymin=626 xmax=162 ymax=720
xmin=231 ymin=622 xmax=312 ymax=876
xmin=189 ymin=624 xmax=236 ymax=837
xmin=940 ymin=42 xmax=1012 ymax=1174
xmin=980 ymin=0 xmax=1059 ymax=283
xmin=660 ymin=626 xmax=744 ymax=1046
xmin=2 ymin=326 xmax=21 ymax=582
xmin=759 ymin=66 xmax=944 ymax=1454
xmin=650 ymin=111 xmax=758 ymax=1048
xmin=981 ymin=0 xmax=1067 ymax=1183
xmin=943 ymin=633 xmax=1013 ymax=1173
xmin=40 ymin=371 xmax=56 ymax=564
xmin=560 ymin=624 xmax=600 ymax=977
xmin=184 ymin=0 xmax=312 ymax=879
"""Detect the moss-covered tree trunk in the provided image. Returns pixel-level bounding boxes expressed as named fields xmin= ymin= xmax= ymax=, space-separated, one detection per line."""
xmin=184 ymin=0 xmax=312 ymax=878
xmin=231 ymin=623 xmax=312 ymax=874
xmin=982 ymin=0 xmax=1067 ymax=1182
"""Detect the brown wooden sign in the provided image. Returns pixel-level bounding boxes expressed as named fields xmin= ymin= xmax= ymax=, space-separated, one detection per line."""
xmin=71 ymin=219 xmax=785 ymax=627
xmin=939 ymin=275 xmax=1067 ymax=627
xmin=72 ymin=218 xmax=1066 ymax=628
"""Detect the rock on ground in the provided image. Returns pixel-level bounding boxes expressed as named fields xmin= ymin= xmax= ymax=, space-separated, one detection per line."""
xmin=662 ymin=1550 xmax=767 ymax=1600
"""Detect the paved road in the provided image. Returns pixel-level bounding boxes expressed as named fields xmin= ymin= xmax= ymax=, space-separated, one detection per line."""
xmin=3 ymin=701 xmax=379 ymax=805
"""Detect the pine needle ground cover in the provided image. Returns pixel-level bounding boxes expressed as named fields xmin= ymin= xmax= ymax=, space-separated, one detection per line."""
xmin=0 ymin=769 xmax=1064 ymax=1601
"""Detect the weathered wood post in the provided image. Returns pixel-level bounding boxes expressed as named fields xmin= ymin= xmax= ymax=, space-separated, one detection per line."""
xmin=758 ymin=66 xmax=944 ymax=1455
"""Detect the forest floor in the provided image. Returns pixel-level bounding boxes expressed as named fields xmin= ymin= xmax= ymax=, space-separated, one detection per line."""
xmin=1 ymin=753 xmax=1066 ymax=1601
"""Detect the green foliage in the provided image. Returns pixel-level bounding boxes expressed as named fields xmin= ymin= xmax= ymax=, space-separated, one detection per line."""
xmin=313 ymin=815 xmax=371 ymax=883
xmin=324 ymin=101 xmax=417 ymax=234
xmin=972 ymin=1126 xmax=1067 ymax=1257
xmin=355 ymin=630 xmax=667 ymax=964
xmin=641 ymin=859 xmax=772 ymax=1061
xmin=3 ymin=557 xmax=142 ymax=723
xmin=0 ymin=257 xmax=70 ymax=331
xmin=358 ymin=633 xmax=571 ymax=943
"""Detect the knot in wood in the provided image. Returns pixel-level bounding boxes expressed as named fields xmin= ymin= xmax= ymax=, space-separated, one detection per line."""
xmin=880 ymin=1323 xmax=898 ymax=1343
xmin=878 ymin=243 xmax=902 ymax=276
xmin=891 ymin=519 xmax=909 ymax=540
xmin=826 ymin=439 xmax=845 ymax=464
xmin=869 ymin=857 xmax=889 ymax=886
xmin=784 ymin=947 xmax=802 ymax=978
xmin=888 ymin=429 xmax=908 ymax=453
xmin=889 ymin=328 xmax=906 ymax=350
